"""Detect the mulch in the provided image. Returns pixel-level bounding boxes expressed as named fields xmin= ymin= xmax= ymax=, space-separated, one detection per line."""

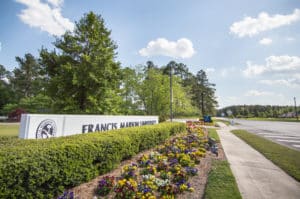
xmin=67 ymin=131 xmax=226 ymax=199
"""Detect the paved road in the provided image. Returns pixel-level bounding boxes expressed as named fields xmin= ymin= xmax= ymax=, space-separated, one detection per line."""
xmin=217 ymin=123 xmax=300 ymax=199
xmin=229 ymin=119 xmax=300 ymax=151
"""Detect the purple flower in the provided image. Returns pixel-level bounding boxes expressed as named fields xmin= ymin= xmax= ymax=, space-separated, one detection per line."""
xmin=57 ymin=191 xmax=74 ymax=199
xmin=169 ymin=158 xmax=178 ymax=166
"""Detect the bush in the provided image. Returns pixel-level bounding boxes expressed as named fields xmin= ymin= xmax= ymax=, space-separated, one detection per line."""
xmin=0 ymin=122 xmax=185 ymax=198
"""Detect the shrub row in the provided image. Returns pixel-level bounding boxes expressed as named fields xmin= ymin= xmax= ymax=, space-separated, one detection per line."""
xmin=0 ymin=122 xmax=185 ymax=198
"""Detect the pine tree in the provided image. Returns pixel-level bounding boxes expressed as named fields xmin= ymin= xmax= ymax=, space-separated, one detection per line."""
xmin=40 ymin=12 xmax=121 ymax=113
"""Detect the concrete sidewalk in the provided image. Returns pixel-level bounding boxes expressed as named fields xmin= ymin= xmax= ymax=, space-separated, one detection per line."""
xmin=217 ymin=123 xmax=300 ymax=199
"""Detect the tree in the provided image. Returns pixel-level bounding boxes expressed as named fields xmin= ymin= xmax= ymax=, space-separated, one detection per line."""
xmin=10 ymin=54 xmax=44 ymax=100
xmin=0 ymin=65 xmax=14 ymax=114
xmin=190 ymin=70 xmax=218 ymax=116
xmin=40 ymin=12 xmax=122 ymax=113
xmin=120 ymin=67 xmax=143 ymax=114
xmin=161 ymin=61 xmax=192 ymax=81
xmin=137 ymin=65 xmax=197 ymax=121
xmin=217 ymin=105 xmax=300 ymax=118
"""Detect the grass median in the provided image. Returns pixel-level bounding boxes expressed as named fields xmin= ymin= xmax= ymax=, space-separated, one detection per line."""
xmin=204 ymin=160 xmax=242 ymax=199
xmin=207 ymin=128 xmax=220 ymax=142
xmin=245 ymin=117 xmax=300 ymax=122
xmin=205 ymin=128 xmax=242 ymax=198
xmin=214 ymin=119 xmax=230 ymax=126
xmin=232 ymin=129 xmax=300 ymax=182
xmin=0 ymin=124 xmax=19 ymax=137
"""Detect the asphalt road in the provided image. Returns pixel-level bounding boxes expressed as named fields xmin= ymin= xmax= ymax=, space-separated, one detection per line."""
xmin=231 ymin=119 xmax=300 ymax=151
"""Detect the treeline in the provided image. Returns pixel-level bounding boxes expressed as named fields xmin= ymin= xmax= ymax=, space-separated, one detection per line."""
xmin=217 ymin=105 xmax=299 ymax=118
xmin=0 ymin=12 xmax=217 ymax=121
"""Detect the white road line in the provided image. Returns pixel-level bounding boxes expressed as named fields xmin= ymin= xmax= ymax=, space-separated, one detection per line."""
xmin=264 ymin=135 xmax=300 ymax=139
xmin=292 ymin=144 xmax=300 ymax=148
xmin=276 ymin=139 xmax=300 ymax=143
xmin=257 ymin=133 xmax=294 ymax=136
xmin=257 ymin=133 xmax=300 ymax=137
xmin=257 ymin=133 xmax=274 ymax=135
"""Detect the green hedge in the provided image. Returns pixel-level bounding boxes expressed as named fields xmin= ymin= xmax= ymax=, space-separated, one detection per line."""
xmin=0 ymin=122 xmax=185 ymax=198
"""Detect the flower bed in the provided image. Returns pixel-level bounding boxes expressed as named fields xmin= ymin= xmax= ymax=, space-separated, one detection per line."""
xmin=59 ymin=123 xmax=208 ymax=198
xmin=0 ymin=122 xmax=185 ymax=198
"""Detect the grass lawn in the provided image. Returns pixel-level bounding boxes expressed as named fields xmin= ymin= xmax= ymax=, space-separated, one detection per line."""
xmin=214 ymin=119 xmax=231 ymax=126
xmin=232 ymin=129 xmax=300 ymax=182
xmin=0 ymin=124 xmax=19 ymax=137
xmin=207 ymin=128 xmax=220 ymax=142
xmin=174 ymin=115 xmax=200 ymax=119
xmin=204 ymin=160 xmax=242 ymax=199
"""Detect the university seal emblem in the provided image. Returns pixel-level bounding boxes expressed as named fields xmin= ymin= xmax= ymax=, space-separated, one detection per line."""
xmin=36 ymin=119 xmax=57 ymax=139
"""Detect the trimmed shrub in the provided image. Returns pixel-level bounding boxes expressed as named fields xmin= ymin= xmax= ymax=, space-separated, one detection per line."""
xmin=0 ymin=122 xmax=185 ymax=198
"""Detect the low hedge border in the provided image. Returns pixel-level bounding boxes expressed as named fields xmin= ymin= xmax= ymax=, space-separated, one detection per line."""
xmin=0 ymin=122 xmax=185 ymax=198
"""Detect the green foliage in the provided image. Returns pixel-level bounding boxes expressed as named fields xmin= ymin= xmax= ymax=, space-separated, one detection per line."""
xmin=207 ymin=128 xmax=220 ymax=142
xmin=161 ymin=61 xmax=217 ymax=116
xmin=218 ymin=105 xmax=300 ymax=118
xmin=137 ymin=66 xmax=198 ymax=120
xmin=119 ymin=67 xmax=144 ymax=115
xmin=40 ymin=12 xmax=122 ymax=114
xmin=190 ymin=70 xmax=217 ymax=116
xmin=232 ymin=129 xmax=300 ymax=181
xmin=2 ymin=94 xmax=52 ymax=114
xmin=0 ymin=122 xmax=185 ymax=198
xmin=1 ymin=12 xmax=218 ymax=116
xmin=10 ymin=53 xmax=44 ymax=100
xmin=0 ymin=65 xmax=15 ymax=113
xmin=204 ymin=160 xmax=242 ymax=199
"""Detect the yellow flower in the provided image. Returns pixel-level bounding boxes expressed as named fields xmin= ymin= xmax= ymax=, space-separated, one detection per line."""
xmin=189 ymin=187 xmax=195 ymax=192
xmin=118 ymin=179 xmax=126 ymax=186
xmin=129 ymin=178 xmax=137 ymax=188
xmin=180 ymin=184 xmax=188 ymax=191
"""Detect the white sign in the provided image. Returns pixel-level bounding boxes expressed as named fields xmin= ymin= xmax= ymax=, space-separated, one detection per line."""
xmin=19 ymin=114 xmax=158 ymax=139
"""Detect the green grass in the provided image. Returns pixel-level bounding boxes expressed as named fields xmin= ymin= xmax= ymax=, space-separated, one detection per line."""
xmin=174 ymin=115 xmax=200 ymax=119
xmin=204 ymin=160 xmax=242 ymax=199
xmin=232 ymin=129 xmax=300 ymax=181
xmin=208 ymin=128 xmax=220 ymax=142
xmin=0 ymin=124 xmax=19 ymax=137
xmin=214 ymin=119 xmax=230 ymax=126
xmin=244 ymin=117 xmax=300 ymax=122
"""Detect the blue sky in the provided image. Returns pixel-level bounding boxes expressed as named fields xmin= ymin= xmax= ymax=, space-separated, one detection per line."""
xmin=0 ymin=0 xmax=300 ymax=108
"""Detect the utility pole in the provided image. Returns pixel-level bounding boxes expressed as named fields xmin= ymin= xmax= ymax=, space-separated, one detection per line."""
xmin=170 ymin=66 xmax=173 ymax=122
xmin=201 ymin=92 xmax=204 ymax=117
xmin=294 ymin=97 xmax=298 ymax=120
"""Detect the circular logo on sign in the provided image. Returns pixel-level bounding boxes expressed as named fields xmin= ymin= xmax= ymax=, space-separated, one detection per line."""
xmin=36 ymin=119 xmax=57 ymax=139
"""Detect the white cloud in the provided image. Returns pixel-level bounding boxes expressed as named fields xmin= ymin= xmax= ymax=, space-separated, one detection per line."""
xmin=243 ymin=55 xmax=300 ymax=77
xmin=220 ymin=67 xmax=237 ymax=77
xmin=16 ymin=0 xmax=74 ymax=36
xmin=286 ymin=37 xmax=295 ymax=42
xmin=205 ymin=67 xmax=215 ymax=74
xmin=47 ymin=0 xmax=63 ymax=7
xmin=259 ymin=38 xmax=272 ymax=45
xmin=245 ymin=90 xmax=273 ymax=97
xmin=243 ymin=61 xmax=265 ymax=77
xmin=259 ymin=79 xmax=300 ymax=87
xmin=230 ymin=9 xmax=300 ymax=37
xmin=139 ymin=38 xmax=195 ymax=59
xmin=0 ymin=42 xmax=2 ymax=51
